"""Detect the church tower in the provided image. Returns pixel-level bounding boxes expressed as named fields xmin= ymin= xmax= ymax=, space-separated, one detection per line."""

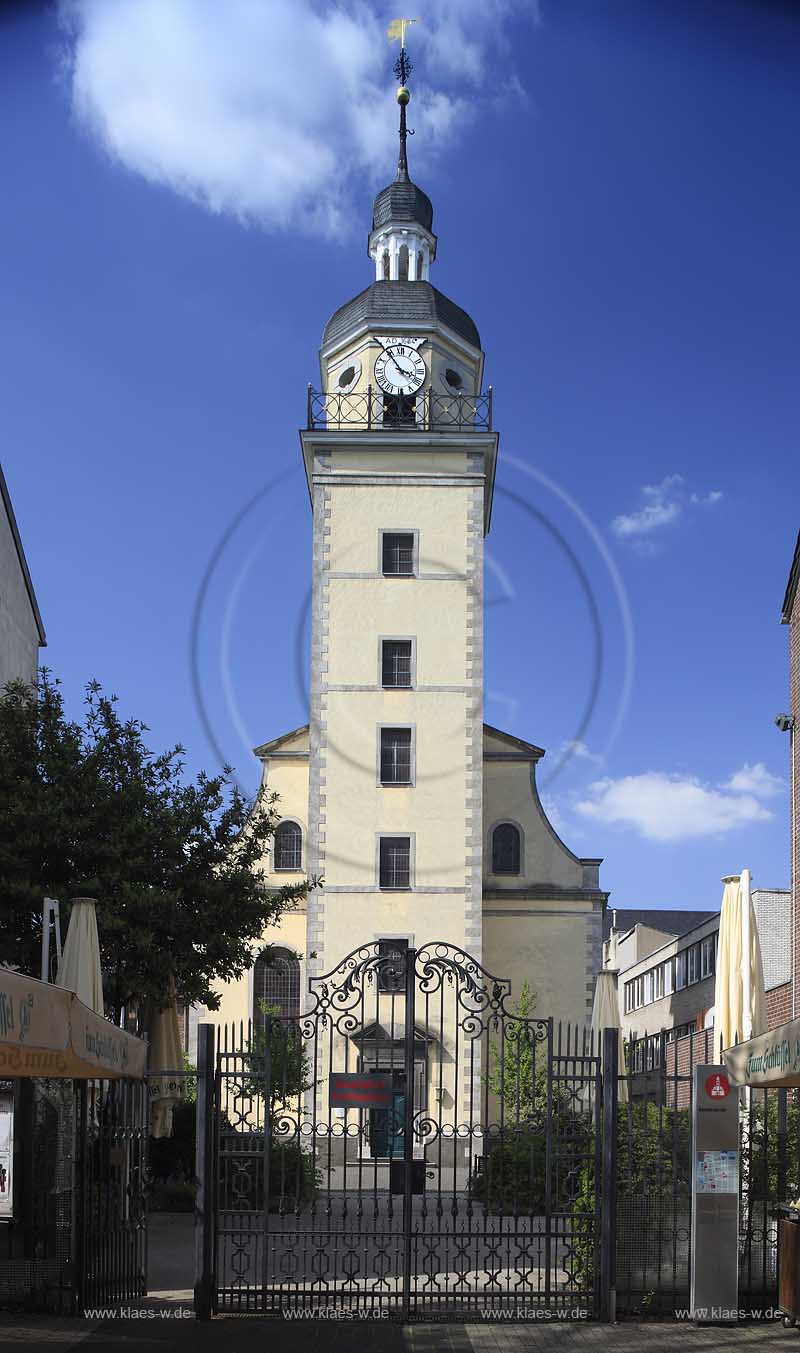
xmin=300 ymin=56 xmax=498 ymax=986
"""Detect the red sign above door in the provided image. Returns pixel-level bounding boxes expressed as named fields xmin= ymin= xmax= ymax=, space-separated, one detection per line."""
xmin=329 ymin=1073 xmax=393 ymax=1108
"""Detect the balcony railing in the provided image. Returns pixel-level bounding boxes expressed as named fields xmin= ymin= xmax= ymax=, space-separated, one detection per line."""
xmin=306 ymin=385 xmax=492 ymax=433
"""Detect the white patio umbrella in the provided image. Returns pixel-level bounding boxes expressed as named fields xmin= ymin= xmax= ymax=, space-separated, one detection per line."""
xmin=590 ymin=970 xmax=628 ymax=1105
xmin=56 ymin=897 xmax=104 ymax=1015
xmin=147 ymin=983 xmax=185 ymax=1139
xmin=714 ymin=870 xmax=766 ymax=1061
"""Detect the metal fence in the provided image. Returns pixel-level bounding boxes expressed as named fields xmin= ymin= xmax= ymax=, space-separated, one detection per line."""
xmin=618 ymin=1027 xmax=793 ymax=1315
xmin=0 ymin=1075 xmax=147 ymax=1313
xmin=195 ymin=941 xmax=608 ymax=1321
xmin=307 ymin=386 xmax=493 ymax=432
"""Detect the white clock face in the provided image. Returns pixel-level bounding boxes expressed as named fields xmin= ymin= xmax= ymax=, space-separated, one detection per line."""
xmin=374 ymin=342 xmax=426 ymax=396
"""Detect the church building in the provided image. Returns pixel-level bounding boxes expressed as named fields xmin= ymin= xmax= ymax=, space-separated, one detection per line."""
xmin=208 ymin=72 xmax=608 ymax=1053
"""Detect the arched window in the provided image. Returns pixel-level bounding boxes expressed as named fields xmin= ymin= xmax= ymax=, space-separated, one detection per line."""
xmin=398 ymin=244 xmax=409 ymax=280
xmin=253 ymin=948 xmax=300 ymax=1026
xmin=492 ymin=823 xmax=521 ymax=875
xmin=382 ymin=250 xmax=390 ymax=280
xmin=274 ymin=820 xmax=302 ymax=871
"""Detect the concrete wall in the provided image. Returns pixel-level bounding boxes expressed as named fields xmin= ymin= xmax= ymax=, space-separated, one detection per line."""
xmin=0 ymin=488 xmax=40 ymax=691
xmin=481 ymin=728 xmax=605 ymax=1027
xmin=790 ymin=578 xmax=800 ymax=1022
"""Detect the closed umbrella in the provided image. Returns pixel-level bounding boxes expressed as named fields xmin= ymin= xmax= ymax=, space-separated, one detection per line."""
xmin=714 ymin=870 xmax=766 ymax=1061
xmin=56 ymin=898 xmax=104 ymax=1015
xmin=590 ymin=969 xmax=628 ymax=1105
xmin=147 ymin=983 xmax=185 ymax=1139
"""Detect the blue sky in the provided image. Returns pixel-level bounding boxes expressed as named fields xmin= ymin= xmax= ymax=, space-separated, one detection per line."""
xmin=1 ymin=0 xmax=798 ymax=910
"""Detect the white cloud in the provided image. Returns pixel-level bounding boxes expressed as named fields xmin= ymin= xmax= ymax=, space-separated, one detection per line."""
xmin=611 ymin=474 xmax=724 ymax=544
xmin=558 ymin=739 xmax=603 ymax=765
xmin=58 ymin=0 xmax=535 ymax=236
xmin=576 ymin=770 xmax=772 ymax=843
xmin=611 ymin=474 xmax=684 ymax=539
xmin=723 ymin=762 xmax=785 ymax=799
xmin=690 ymin=490 xmax=724 ymax=506
xmin=541 ymin=794 xmax=572 ymax=839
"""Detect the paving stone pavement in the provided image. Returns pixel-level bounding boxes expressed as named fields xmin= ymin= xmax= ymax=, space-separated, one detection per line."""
xmin=0 ymin=1315 xmax=799 ymax=1353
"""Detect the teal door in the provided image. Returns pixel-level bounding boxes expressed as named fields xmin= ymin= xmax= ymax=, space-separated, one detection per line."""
xmin=370 ymin=1077 xmax=405 ymax=1158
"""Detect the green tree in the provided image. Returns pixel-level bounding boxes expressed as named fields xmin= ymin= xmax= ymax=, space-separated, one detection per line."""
xmin=471 ymin=981 xmax=577 ymax=1213
xmin=244 ymin=995 xmax=311 ymax=1115
xmin=241 ymin=998 xmax=320 ymax=1208
xmin=485 ymin=980 xmax=541 ymax=1124
xmin=0 ymin=673 xmax=306 ymax=1017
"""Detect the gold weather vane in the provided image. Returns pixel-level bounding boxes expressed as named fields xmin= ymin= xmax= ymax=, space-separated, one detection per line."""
xmin=387 ymin=18 xmax=419 ymax=47
xmin=386 ymin=18 xmax=421 ymax=180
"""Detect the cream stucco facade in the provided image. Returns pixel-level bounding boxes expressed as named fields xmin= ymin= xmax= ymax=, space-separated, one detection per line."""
xmin=208 ymin=723 xmax=606 ymax=1036
xmin=205 ymin=110 xmax=608 ymax=1115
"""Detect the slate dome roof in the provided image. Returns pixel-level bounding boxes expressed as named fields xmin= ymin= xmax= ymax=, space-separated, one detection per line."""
xmin=322 ymin=280 xmax=480 ymax=352
xmin=371 ymin=177 xmax=433 ymax=234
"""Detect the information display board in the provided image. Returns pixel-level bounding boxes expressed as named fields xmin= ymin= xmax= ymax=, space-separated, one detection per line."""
xmin=690 ymin=1064 xmax=739 ymax=1321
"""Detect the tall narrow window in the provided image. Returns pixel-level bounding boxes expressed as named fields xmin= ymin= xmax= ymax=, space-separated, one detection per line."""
xmin=379 ymin=837 xmax=411 ymax=889
xmin=382 ymin=532 xmax=415 ymax=576
xmin=274 ymin=820 xmax=302 ymax=870
xmin=253 ymin=947 xmax=300 ymax=1028
xmin=492 ymin=823 xmax=521 ymax=875
xmin=377 ymin=938 xmax=408 ymax=993
xmin=382 ymin=639 xmax=413 ymax=688
xmin=687 ymin=944 xmax=700 ymax=984
xmin=380 ymin=728 xmax=412 ymax=785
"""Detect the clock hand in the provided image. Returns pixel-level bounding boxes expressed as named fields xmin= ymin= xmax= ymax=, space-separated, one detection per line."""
xmin=391 ymin=353 xmax=416 ymax=379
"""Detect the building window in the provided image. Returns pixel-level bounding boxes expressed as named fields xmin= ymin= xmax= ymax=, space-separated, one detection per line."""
xmin=382 ymin=639 xmax=413 ymax=688
xmin=377 ymin=938 xmax=408 ymax=993
xmin=274 ymin=820 xmax=302 ymax=870
xmin=492 ymin=823 xmax=521 ymax=875
xmin=379 ymin=836 xmax=411 ymax=890
xmin=701 ymin=934 xmax=716 ymax=979
xmin=653 ymin=965 xmax=664 ymax=1000
xmin=643 ymin=970 xmax=653 ymax=1004
xmin=382 ymin=532 xmax=416 ymax=576
xmin=687 ymin=944 xmax=700 ymax=985
xmin=664 ymin=959 xmax=674 ymax=996
xmin=675 ymin=950 xmax=687 ymax=990
xmin=380 ymin=728 xmax=413 ymax=785
xmin=253 ymin=947 xmax=300 ymax=1028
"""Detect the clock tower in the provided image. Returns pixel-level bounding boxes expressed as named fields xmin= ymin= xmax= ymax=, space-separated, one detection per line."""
xmin=300 ymin=66 xmax=498 ymax=987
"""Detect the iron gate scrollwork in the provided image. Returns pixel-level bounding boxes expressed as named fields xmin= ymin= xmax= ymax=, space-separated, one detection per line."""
xmin=203 ymin=940 xmax=602 ymax=1319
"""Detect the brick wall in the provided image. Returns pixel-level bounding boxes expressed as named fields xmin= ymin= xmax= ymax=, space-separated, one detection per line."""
xmin=767 ymin=980 xmax=792 ymax=1030
xmin=664 ymin=1028 xmax=716 ymax=1107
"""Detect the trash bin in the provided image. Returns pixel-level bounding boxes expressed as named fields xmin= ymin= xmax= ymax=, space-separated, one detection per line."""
xmin=776 ymin=1205 xmax=800 ymax=1327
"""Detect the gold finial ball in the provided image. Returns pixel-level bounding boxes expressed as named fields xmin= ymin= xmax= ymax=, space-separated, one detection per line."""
xmin=396 ymin=86 xmax=411 ymax=106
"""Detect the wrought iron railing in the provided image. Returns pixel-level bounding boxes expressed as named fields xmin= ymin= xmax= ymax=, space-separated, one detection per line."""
xmin=306 ymin=384 xmax=492 ymax=432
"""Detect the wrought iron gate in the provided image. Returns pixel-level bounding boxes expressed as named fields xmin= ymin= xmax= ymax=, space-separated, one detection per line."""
xmin=75 ymin=1077 xmax=148 ymax=1309
xmin=196 ymin=941 xmax=604 ymax=1319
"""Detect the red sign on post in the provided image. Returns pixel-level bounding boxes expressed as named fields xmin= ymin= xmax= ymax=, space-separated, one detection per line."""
xmin=705 ymin=1072 xmax=730 ymax=1099
xmin=329 ymin=1073 xmax=393 ymax=1109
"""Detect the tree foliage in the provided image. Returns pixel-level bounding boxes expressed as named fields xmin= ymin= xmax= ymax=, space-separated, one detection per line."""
xmin=484 ymin=980 xmax=542 ymax=1124
xmin=243 ymin=999 xmax=311 ymax=1117
xmin=0 ymin=672 xmax=306 ymax=1015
